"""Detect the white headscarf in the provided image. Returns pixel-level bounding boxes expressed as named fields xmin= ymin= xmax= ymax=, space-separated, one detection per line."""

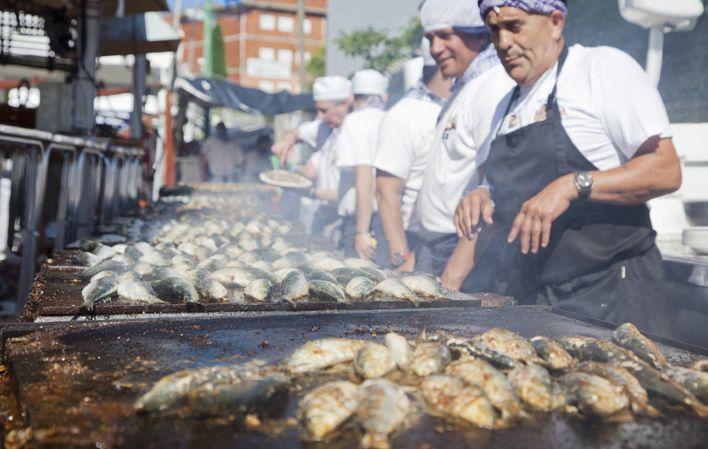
xmin=420 ymin=0 xmax=488 ymax=34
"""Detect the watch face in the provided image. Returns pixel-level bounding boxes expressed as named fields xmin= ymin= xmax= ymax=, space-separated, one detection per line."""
xmin=577 ymin=172 xmax=593 ymax=188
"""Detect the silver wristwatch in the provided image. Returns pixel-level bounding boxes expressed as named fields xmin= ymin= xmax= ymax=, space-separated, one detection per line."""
xmin=573 ymin=171 xmax=594 ymax=201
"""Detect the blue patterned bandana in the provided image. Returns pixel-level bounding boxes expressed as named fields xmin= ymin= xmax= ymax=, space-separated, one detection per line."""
xmin=478 ymin=0 xmax=567 ymax=19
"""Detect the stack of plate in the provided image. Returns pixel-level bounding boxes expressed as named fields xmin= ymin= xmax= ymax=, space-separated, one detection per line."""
xmin=683 ymin=227 xmax=708 ymax=255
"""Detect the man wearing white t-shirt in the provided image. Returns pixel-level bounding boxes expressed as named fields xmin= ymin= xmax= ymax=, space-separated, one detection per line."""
xmin=457 ymin=0 xmax=683 ymax=327
xmin=335 ymin=69 xmax=389 ymax=262
xmin=374 ymin=42 xmax=451 ymax=271
xmin=413 ymin=0 xmax=508 ymax=289
xmin=271 ymin=76 xmax=352 ymax=231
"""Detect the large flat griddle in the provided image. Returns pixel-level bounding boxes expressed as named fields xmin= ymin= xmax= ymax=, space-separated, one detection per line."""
xmin=1 ymin=306 xmax=706 ymax=449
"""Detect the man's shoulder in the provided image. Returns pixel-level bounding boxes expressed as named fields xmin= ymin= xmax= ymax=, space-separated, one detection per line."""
xmin=566 ymin=44 xmax=641 ymax=75
xmin=385 ymin=97 xmax=440 ymax=122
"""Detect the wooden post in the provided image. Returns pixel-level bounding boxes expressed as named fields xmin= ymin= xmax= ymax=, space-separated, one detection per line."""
xmin=164 ymin=91 xmax=176 ymax=187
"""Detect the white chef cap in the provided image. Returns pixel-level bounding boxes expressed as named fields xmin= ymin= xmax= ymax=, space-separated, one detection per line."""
xmin=351 ymin=69 xmax=389 ymax=97
xmin=420 ymin=37 xmax=436 ymax=66
xmin=420 ymin=0 xmax=488 ymax=34
xmin=312 ymin=76 xmax=352 ymax=102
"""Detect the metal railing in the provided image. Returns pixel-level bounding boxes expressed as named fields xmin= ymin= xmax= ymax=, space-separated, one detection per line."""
xmin=0 ymin=124 xmax=145 ymax=308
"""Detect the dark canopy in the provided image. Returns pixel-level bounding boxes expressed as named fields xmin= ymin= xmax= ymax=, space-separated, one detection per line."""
xmin=174 ymin=77 xmax=315 ymax=115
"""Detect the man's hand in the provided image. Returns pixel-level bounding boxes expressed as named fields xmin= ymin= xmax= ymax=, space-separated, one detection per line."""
xmin=271 ymin=133 xmax=297 ymax=165
xmin=354 ymin=233 xmax=376 ymax=260
xmin=455 ymin=188 xmax=495 ymax=240
xmin=508 ymin=173 xmax=578 ymax=255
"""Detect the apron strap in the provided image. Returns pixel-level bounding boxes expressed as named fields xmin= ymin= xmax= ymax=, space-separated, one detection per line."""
xmin=546 ymin=46 xmax=569 ymax=110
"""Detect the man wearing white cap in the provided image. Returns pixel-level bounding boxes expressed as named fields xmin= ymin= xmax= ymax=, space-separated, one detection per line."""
xmin=413 ymin=0 xmax=513 ymax=290
xmin=271 ymin=76 xmax=352 ymax=232
xmin=335 ymin=69 xmax=389 ymax=262
xmin=374 ymin=40 xmax=451 ymax=271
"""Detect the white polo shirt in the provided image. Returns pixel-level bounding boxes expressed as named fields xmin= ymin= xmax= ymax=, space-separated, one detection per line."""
xmin=478 ymin=44 xmax=673 ymax=169
xmin=295 ymin=119 xmax=341 ymax=205
xmin=373 ymin=95 xmax=442 ymax=230
xmin=335 ymin=107 xmax=386 ymax=216
xmin=417 ymin=64 xmax=516 ymax=234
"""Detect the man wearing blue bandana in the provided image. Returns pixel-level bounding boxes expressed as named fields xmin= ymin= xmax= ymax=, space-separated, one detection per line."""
xmin=414 ymin=0 xmax=515 ymax=290
xmin=456 ymin=0 xmax=684 ymax=328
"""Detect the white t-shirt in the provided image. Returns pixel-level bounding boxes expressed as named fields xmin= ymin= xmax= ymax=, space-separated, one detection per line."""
xmin=373 ymin=96 xmax=442 ymax=230
xmin=308 ymin=128 xmax=341 ymax=194
xmin=478 ymin=44 xmax=673 ymax=170
xmin=417 ymin=64 xmax=516 ymax=234
xmin=335 ymin=107 xmax=386 ymax=216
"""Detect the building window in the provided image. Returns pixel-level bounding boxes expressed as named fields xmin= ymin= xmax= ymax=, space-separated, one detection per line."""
xmin=259 ymin=14 xmax=275 ymax=31
xmin=277 ymin=49 xmax=293 ymax=63
xmin=303 ymin=51 xmax=311 ymax=62
xmin=277 ymin=82 xmax=291 ymax=92
xmin=259 ymin=80 xmax=275 ymax=93
xmin=278 ymin=16 xmax=294 ymax=33
xmin=259 ymin=47 xmax=275 ymax=61
xmin=303 ymin=18 xmax=312 ymax=34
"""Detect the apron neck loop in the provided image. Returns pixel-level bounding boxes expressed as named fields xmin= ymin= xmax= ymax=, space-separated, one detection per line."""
xmin=546 ymin=46 xmax=569 ymax=109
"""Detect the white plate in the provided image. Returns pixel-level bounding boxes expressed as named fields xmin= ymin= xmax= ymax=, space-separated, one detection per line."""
xmin=259 ymin=170 xmax=312 ymax=189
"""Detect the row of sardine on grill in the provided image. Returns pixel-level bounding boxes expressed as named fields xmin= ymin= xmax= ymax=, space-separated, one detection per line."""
xmin=76 ymin=213 xmax=454 ymax=311
xmin=134 ymin=323 xmax=708 ymax=449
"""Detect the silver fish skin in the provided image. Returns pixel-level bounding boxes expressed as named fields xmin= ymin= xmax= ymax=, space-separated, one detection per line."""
xmin=558 ymin=336 xmax=597 ymax=358
xmin=357 ymin=379 xmax=410 ymax=449
xmin=346 ymin=276 xmax=376 ymax=300
xmin=192 ymin=268 xmax=228 ymax=302
xmin=374 ymin=278 xmax=420 ymax=305
xmin=409 ymin=342 xmax=451 ymax=376
xmin=531 ymin=336 xmax=576 ymax=371
xmin=612 ymin=323 xmax=669 ymax=370
xmin=150 ymin=276 xmax=199 ymax=303
xmin=185 ymin=373 xmax=289 ymax=417
xmin=81 ymin=274 xmax=118 ymax=311
xmin=384 ymin=332 xmax=412 ymax=370
xmin=473 ymin=328 xmax=543 ymax=365
xmin=298 ymin=381 xmax=360 ymax=441
xmin=134 ymin=363 xmax=273 ymax=413
xmin=331 ymin=267 xmax=374 ymax=285
xmin=244 ymin=278 xmax=273 ymax=302
xmin=302 ymin=268 xmax=339 ymax=285
xmin=272 ymin=257 xmax=296 ymax=271
xmin=561 ymin=372 xmax=630 ymax=418
xmin=359 ymin=267 xmax=388 ymax=283
xmin=574 ymin=339 xmax=708 ymax=418
xmin=354 ymin=343 xmax=396 ymax=379
xmin=278 ymin=270 xmax=309 ymax=303
xmin=508 ymin=364 xmax=554 ymax=412
xmin=284 ymin=338 xmax=365 ymax=374
xmin=576 ymin=361 xmax=659 ymax=417
xmin=446 ymin=359 xmax=524 ymax=420
xmin=420 ymin=375 xmax=498 ymax=429
xmin=209 ymin=267 xmax=256 ymax=288
xmin=308 ymin=279 xmax=347 ymax=303
xmin=116 ymin=279 xmax=164 ymax=304
xmin=400 ymin=275 xmax=447 ymax=300
xmin=80 ymin=259 xmax=128 ymax=280
xmin=665 ymin=366 xmax=708 ymax=404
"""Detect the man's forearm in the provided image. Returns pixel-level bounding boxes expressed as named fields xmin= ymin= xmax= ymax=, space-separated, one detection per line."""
xmin=376 ymin=178 xmax=409 ymax=255
xmin=355 ymin=165 xmax=375 ymax=233
xmin=440 ymin=237 xmax=477 ymax=291
xmin=587 ymin=138 xmax=682 ymax=205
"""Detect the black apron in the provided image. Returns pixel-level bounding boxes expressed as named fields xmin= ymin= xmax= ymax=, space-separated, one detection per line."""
xmin=479 ymin=47 xmax=665 ymax=325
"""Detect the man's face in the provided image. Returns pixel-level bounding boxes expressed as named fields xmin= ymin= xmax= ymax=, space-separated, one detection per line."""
xmin=425 ymin=28 xmax=487 ymax=79
xmin=486 ymin=7 xmax=565 ymax=86
xmin=315 ymin=99 xmax=350 ymax=128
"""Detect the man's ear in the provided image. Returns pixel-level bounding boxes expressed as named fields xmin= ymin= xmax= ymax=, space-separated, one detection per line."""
xmin=550 ymin=10 xmax=565 ymax=41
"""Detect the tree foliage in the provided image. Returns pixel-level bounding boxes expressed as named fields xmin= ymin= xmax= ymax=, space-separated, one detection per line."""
xmin=306 ymin=46 xmax=326 ymax=80
xmin=210 ymin=23 xmax=228 ymax=79
xmin=335 ymin=17 xmax=423 ymax=74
